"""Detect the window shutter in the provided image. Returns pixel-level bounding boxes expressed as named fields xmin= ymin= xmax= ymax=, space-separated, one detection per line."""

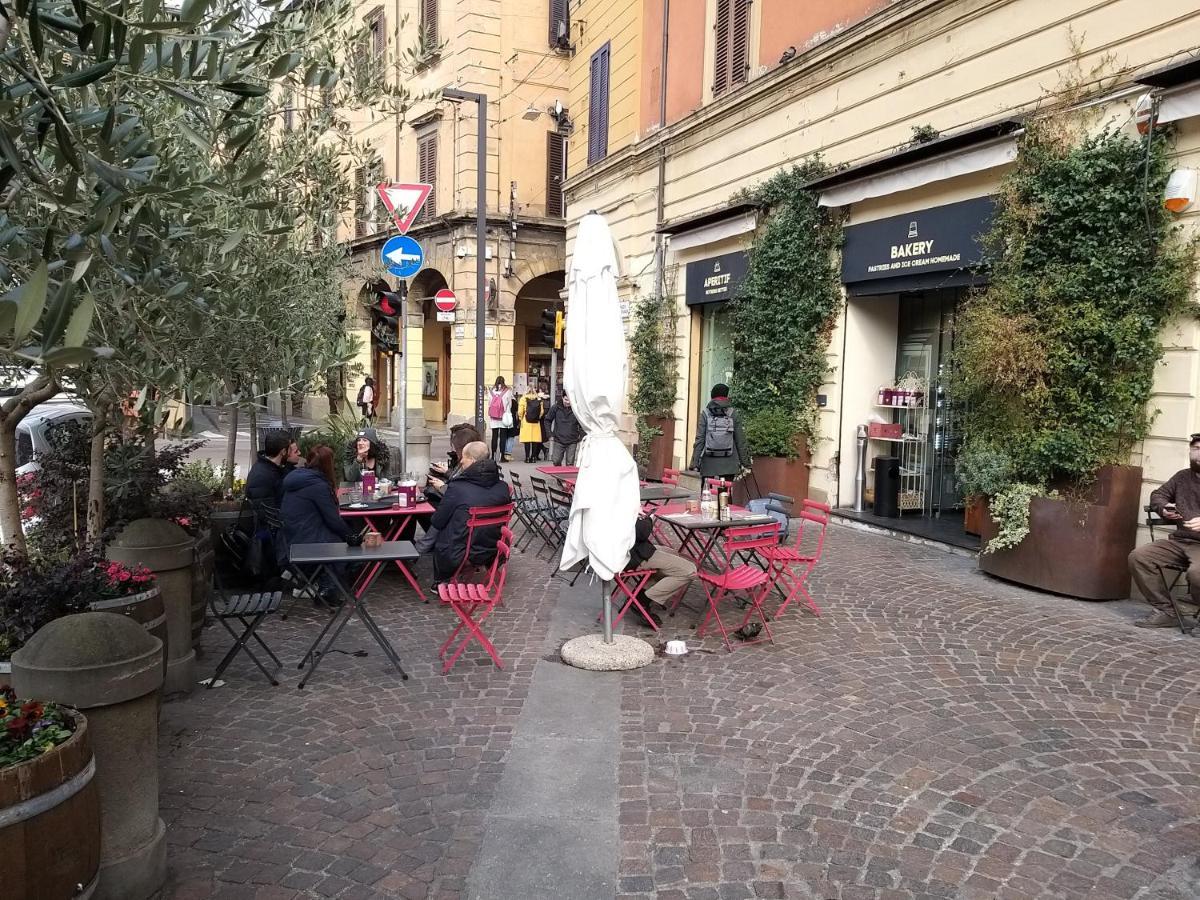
xmin=730 ymin=0 xmax=750 ymax=87
xmin=354 ymin=166 xmax=366 ymax=238
xmin=549 ymin=0 xmax=568 ymax=47
xmin=546 ymin=132 xmax=566 ymax=218
xmin=418 ymin=133 xmax=437 ymax=219
xmin=587 ymin=44 xmax=610 ymax=165
xmin=372 ymin=9 xmax=386 ymax=57
xmin=421 ymin=0 xmax=438 ymax=48
xmin=713 ymin=0 xmax=730 ymax=97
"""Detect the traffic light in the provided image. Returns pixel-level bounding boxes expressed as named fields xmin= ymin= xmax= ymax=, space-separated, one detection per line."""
xmin=539 ymin=308 xmax=565 ymax=349
xmin=539 ymin=307 xmax=557 ymax=347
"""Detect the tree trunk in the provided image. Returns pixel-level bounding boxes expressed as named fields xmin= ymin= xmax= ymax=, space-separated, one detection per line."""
xmin=326 ymin=366 xmax=343 ymax=417
xmin=0 ymin=375 xmax=60 ymax=555
xmin=291 ymin=391 xmax=304 ymax=419
xmin=224 ymin=404 xmax=239 ymax=491
xmin=86 ymin=406 xmax=109 ymax=546
xmin=248 ymin=406 xmax=258 ymax=459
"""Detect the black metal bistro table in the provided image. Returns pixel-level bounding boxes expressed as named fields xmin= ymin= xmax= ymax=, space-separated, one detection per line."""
xmin=290 ymin=540 xmax=419 ymax=689
xmin=639 ymin=484 xmax=691 ymax=504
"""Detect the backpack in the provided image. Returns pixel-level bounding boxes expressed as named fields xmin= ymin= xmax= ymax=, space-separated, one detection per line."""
xmin=704 ymin=407 xmax=735 ymax=457
xmin=356 ymin=384 xmax=367 ymax=405
xmin=525 ymin=396 xmax=543 ymax=423
xmin=488 ymin=391 xmax=505 ymax=420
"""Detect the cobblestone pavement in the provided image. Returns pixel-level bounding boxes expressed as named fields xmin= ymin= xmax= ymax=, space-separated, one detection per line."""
xmin=160 ymin=526 xmax=1200 ymax=899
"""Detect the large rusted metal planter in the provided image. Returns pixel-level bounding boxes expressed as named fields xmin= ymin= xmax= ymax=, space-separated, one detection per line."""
xmin=978 ymin=465 xmax=1141 ymax=600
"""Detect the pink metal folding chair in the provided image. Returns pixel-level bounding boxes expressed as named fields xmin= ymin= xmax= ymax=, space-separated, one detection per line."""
xmin=449 ymin=502 xmax=515 ymax=585
xmin=662 ymin=468 xmax=681 ymax=487
xmin=696 ymin=522 xmax=779 ymax=652
xmin=438 ymin=527 xmax=513 ymax=674
xmin=760 ymin=501 xmax=829 ymax=619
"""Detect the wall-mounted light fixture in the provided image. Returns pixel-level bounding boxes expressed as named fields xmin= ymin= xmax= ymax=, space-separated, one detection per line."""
xmin=1164 ymin=168 xmax=1197 ymax=213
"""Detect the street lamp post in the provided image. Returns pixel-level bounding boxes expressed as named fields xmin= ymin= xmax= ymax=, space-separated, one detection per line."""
xmin=443 ymin=87 xmax=488 ymax=430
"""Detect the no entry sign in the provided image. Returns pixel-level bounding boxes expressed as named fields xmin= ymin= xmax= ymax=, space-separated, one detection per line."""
xmin=434 ymin=289 xmax=457 ymax=312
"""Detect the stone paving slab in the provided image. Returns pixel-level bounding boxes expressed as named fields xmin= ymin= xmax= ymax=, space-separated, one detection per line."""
xmin=159 ymin=526 xmax=1200 ymax=899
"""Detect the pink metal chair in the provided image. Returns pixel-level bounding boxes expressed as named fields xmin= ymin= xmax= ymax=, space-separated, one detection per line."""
xmin=760 ymin=501 xmax=830 ymax=619
xmin=600 ymin=569 xmax=689 ymax=633
xmin=448 ymin=502 xmax=515 ymax=586
xmin=662 ymin=467 xmax=681 ymax=487
xmin=438 ymin=527 xmax=513 ymax=674
xmin=696 ymin=522 xmax=780 ymax=652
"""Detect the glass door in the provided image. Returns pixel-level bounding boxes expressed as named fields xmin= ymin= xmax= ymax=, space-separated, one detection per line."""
xmin=698 ymin=303 xmax=734 ymax=413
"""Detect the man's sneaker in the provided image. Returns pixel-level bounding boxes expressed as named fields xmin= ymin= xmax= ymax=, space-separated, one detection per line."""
xmin=1134 ymin=610 xmax=1179 ymax=628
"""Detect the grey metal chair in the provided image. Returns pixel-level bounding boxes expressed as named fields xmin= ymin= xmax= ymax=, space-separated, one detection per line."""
xmin=208 ymin=562 xmax=284 ymax=687
xmin=1144 ymin=505 xmax=1195 ymax=635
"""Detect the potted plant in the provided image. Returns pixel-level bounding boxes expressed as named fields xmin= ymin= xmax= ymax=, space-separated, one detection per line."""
xmin=954 ymin=120 xmax=1197 ymax=598
xmin=1 ymin=553 xmax=162 ymax=686
xmin=1 ymin=687 xmax=101 ymax=899
xmin=729 ymin=159 xmax=844 ymax=501
xmin=629 ymin=293 xmax=680 ymax=479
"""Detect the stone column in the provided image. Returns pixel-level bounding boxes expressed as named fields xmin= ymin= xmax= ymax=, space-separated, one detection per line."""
xmin=107 ymin=518 xmax=196 ymax=697
xmin=13 ymin=613 xmax=166 ymax=900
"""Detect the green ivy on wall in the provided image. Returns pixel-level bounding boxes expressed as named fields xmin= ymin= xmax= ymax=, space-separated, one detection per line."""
xmin=729 ymin=159 xmax=845 ymax=458
xmin=629 ymin=291 xmax=680 ymax=467
xmin=956 ymin=122 xmax=1198 ymax=550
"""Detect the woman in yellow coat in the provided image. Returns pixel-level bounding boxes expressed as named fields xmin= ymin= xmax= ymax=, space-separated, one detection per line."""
xmin=516 ymin=387 xmax=545 ymax=463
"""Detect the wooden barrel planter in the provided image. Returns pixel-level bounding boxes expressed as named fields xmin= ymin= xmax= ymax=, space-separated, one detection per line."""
xmin=191 ymin=531 xmax=214 ymax=644
xmin=0 ymin=660 xmax=11 ymax=691
xmin=0 ymin=711 xmax=101 ymax=900
xmin=86 ymin=586 xmax=167 ymax=677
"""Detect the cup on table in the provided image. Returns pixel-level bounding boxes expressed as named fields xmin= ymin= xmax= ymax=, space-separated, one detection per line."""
xmin=348 ymin=487 xmax=362 ymax=504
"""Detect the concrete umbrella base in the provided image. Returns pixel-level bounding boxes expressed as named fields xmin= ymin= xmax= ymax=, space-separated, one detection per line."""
xmin=561 ymin=634 xmax=654 ymax=671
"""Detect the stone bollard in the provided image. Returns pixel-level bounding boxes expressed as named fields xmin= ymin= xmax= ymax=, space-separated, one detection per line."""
xmin=12 ymin=612 xmax=166 ymax=900
xmin=108 ymin=518 xmax=196 ymax=697
xmin=405 ymin=425 xmax=432 ymax=479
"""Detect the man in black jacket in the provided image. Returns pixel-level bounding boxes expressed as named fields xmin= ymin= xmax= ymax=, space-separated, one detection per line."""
xmin=428 ymin=442 xmax=511 ymax=582
xmin=245 ymin=433 xmax=300 ymax=509
xmin=547 ymin=393 xmax=585 ymax=466
xmin=625 ymin=512 xmax=696 ymax=625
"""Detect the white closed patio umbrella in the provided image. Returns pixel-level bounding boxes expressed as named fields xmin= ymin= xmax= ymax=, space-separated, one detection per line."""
xmin=559 ymin=212 xmax=645 ymax=654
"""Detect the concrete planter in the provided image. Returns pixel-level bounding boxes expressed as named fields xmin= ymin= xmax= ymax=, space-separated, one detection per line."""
xmin=86 ymin=586 xmax=167 ymax=679
xmin=12 ymin=613 xmax=165 ymax=900
xmin=107 ymin=519 xmax=195 ymax=697
xmin=1 ymin=710 xmax=101 ymax=900
xmin=978 ymin=465 xmax=1142 ymax=600
xmin=0 ymin=660 xmax=10 ymax=690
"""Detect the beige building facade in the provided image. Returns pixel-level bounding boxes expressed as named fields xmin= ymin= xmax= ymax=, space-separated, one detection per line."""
xmin=331 ymin=0 xmax=573 ymax=428
xmin=564 ymin=0 xmax=1200 ymax=545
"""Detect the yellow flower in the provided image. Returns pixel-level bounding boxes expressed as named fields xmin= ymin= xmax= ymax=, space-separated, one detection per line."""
xmin=0 ymin=698 xmax=8 ymax=711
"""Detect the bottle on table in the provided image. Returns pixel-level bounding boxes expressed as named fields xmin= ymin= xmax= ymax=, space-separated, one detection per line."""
xmin=717 ymin=487 xmax=730 ymax=521
xmin=700 ymin=488 xmax=714 ymax=519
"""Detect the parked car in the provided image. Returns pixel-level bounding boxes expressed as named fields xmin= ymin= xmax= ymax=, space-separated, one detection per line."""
xmin=15 ymin=401 xmax=91 ymax=476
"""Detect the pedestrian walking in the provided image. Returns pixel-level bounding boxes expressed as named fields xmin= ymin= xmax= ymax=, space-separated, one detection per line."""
xmin=517 ymin=384 xmax=545 ymax=463
xmin=547 ymin=393 xmax=584 ymax=466
xmin=537 ymin=379 xmax=552 ymax=461
xmin=486 ymin=377 xmax=514 ymax=461
xmin=691 ymin=383 xmax=748 ymax=479
xmin=356 ymin=376 xmax=376 ymax=424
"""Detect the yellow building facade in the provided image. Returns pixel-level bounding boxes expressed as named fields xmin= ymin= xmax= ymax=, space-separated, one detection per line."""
xmin=331 ymin=0 xmax=574 ymax=429
xmin=564 ymin=0 xmax=1200 ymax=545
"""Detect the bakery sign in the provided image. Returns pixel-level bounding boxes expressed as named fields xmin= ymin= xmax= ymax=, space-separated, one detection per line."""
xmin=841 ymin=196 xmax=995 ymax=284
xmin=685 ymin=251 xmax=749 ymax=307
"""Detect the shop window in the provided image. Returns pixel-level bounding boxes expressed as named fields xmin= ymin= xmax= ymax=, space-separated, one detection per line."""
xmin=587 ymin=43 xmax=610 ymax=165
xmin=713 ymin=0 xmax=751 ymax=98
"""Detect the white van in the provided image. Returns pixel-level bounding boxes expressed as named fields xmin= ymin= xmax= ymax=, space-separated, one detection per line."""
xmin=15 ymin=401 xmax=92 ymax=476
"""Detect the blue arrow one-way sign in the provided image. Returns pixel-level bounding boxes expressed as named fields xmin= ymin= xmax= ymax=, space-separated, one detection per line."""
xmin=381 ymin=235 xmax=424 ymax=278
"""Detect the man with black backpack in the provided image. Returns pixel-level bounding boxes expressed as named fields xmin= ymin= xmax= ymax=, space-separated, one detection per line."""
xmin=691 ymin=383 xmax=748 ymax=479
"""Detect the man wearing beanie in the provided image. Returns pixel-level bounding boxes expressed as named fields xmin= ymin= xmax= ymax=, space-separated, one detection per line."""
xmin=690 ymin=383 xmax=748 ymax=480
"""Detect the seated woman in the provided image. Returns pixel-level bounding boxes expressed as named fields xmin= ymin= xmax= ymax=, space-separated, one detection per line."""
xmin=343 ymin=428 xmax=390 ymax=484
xmin=281 ymin=445 xmax=351 ymax=607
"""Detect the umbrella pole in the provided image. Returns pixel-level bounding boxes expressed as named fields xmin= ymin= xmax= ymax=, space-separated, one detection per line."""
xmin=602 ymin=579 xmax=613 ymax=644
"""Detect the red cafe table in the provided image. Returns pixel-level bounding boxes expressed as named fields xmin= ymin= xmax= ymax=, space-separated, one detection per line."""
xmin=339 ymin=498 xmax=434 ymax=601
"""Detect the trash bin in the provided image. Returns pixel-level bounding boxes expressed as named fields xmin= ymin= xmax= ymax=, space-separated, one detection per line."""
xmin=257 ymin=420 xmax=302 ymax=449
xmin=873 ymin=455 xmax=901 ymax=518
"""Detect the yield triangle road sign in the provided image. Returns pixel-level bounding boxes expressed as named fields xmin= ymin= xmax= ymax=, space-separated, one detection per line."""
xmin=377 ymin=183 xmax=432 ymax=234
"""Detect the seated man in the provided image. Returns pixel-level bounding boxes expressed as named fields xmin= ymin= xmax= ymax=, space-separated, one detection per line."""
xmin=245 ymin=433 xmax=300 ymax=510
xmin=624 ymin=512 xmax=697 ymax=626
xmin=1128 ymin=433 xmax=1200 ymax=627
xmin=428 ymin=441 xmax=511 ymax=583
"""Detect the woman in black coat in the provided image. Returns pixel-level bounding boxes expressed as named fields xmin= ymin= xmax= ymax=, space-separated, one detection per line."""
xmin=280 ymin=445 xmax=350 ymax=605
